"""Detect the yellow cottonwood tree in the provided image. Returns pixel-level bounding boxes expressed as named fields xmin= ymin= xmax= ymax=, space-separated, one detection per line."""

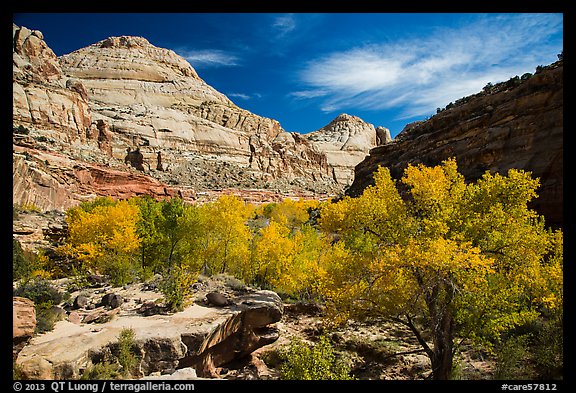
xmin=319 ymin=159 xmax=562 ymax=380
xmin=61 ymin=197 xmax=141 ymax=285
xmin=263 ymin=199 xmax=320 ymax=232
xmin=197 ymin=195 xmax=253 ymax=276
xmin=248 ymin=199 xmax=330 ymax=299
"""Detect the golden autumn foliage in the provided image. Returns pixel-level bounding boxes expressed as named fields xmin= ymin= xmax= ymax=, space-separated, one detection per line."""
xmin=197 ymin=195 xmax=253 ymax=276
xmin=51 ymin=161 xmax=562 ymax=379
xmin=60 ymin=197 xmax=141 ymax=285
xmin=318 ymin=159 xmax=562 ymax=379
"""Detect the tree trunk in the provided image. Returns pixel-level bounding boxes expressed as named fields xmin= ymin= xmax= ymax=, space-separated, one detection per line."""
xmin=430 ymin=333 xmax=454 ymax=380
xmin=409 ymin=271 xmax=457 ymax=380
xmin=430 ymin=295 xmax=455 ymax=380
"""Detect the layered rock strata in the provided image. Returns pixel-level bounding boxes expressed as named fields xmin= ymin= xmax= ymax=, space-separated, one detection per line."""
xmin=57 ymin=34 xmax=336 ymax=190
xmin=348 ymin=61 xmax=563 ymax=227
xmin=13 ymin=25 xmax=393 ymax=211
xmin=305 ymin=114 xmax=391 ymax=183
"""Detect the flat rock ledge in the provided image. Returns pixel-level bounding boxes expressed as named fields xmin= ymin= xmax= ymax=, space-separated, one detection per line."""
xmin=16 ymin=289 xmax=283 ymax=379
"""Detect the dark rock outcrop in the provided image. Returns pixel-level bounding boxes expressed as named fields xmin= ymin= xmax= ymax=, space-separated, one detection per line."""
xmin=348 ymin=61 xmax=563 ymax=227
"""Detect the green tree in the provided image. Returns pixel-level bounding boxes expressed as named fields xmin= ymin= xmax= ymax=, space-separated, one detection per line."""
xmin=13 ymin=238 xmax=40 ymax=281
xmin=133 ymin=196 xmax=203 ymax=274
xmin=132 ymin=195 xmax=166 ymax=276
xmin=159 ymin=264 xmax=197 ymax=311
xmin=319 ymin=159 xmax=562 ymax=380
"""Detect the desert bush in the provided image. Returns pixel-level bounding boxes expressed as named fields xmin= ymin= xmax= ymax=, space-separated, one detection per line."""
xmin=159 ymin=265 xmax=197 ymax=312
xmin=80 ymin=361 xmax=121 ymax=380
xmin=532 ymin=317 xmax=563 ymax=379
xmin=13 ymin=278 xmax=65 ymax=306
xmin=279 ymin=335 xmax=354 ymax=380
xmin=213 ymin=273 xmax=247 ymax=291
xmin=13 ymin=239 xmax=40 ymax=281
xmin=14 ymin=278 xmax=68 ymax=333
xmin=116 ymin=328 xmax=139 ymax=377
xmin=494 ymin=334 xmax=533 ymax=380
xmin=82 ymin=328 xmax=139 ymax=379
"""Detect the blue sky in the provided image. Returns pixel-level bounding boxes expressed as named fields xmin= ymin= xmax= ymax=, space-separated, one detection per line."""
xmin=13 ymin=13 xmax=563 ymax=137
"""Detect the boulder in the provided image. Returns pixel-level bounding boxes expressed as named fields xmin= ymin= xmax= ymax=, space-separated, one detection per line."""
xmin=206 ymin=292 xmax=232 ymax=307
xmin=67 ymin=311 xmax=82 ymax=324
xmin=137 ymin=301 xmax=167 ymax=316
xmin=72 ymin=295 xmax=89 ymax=310
xmin=82 ymin=307 xmax=119 ymax=324
xmin=13 ymin=296 xmax=36 ymax=360
xmin=100 ymin=293 xmax=123 ymax=309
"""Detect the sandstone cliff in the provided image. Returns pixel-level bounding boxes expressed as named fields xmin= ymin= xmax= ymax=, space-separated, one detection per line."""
xmin=305 ymin=114 xmax=391 ymax=184
xmin=13 ymin=24 xmax=92 ymax=144
xmin=348 ymin=61 xmax=563 ymax=227
xmin=14 ymin=25 xmax=377 ymax=212
xmin=57 ymin=33 xmax=337 ymax=191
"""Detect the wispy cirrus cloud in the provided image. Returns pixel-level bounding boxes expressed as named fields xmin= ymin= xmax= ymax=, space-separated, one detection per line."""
xmin=294 ymin=13 xmax=563 ymax=120
xmin=272 ymin=14 xmax=297 ymax=38
xmin=177 ymin=49 xmax=240 ymax=68
xmin=267 ymin=14 xmax=325 ymax=56
xmin=227 ymin=92 xmax=262 ymax=100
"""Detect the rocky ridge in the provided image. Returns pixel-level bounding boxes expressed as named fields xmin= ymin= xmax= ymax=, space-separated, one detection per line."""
xmin=13 ymin=25 xmax=388 ymax=211
xmin=304 ymin=114 xmax=391 ymax=184
xmin=348 ymin=61 xmax=563 ymax=227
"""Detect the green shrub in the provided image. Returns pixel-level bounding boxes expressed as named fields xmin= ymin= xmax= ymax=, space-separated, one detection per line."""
xmin=214 ymin=273 xmax=246 ymax=291
xmin=159 ymin=265 xmax=196 ymax=312
xmin=13 ymin=239 xmax=40 ymax=281
xmin=14 ymin=279 xmax=68 ymax=334
xmin=81 ymin=361 xmax=121 ymax=380
xmin=13 ymin=362 xmax=24 ymax=379
xmin=117 ymin=328 xmax=139 ymax=376
xmin=101 ymin=254 xmax=141 ymax=287
xmin=82 ymin=328 xmax=139 ymax=379
xmin=65 ymin=266 xmax=92 ymax=292
xmin=494 ymin=334 xmax=533 ymax=380
xmin=279 ymin=335 xmax=354 ymax=380
xmin=533 ymin=318 xmax=563 ymax=379
xmin=14 ymin=278 xmax=65 ymax=306
xmin=34 ymin=304 xmax=62 ymax=333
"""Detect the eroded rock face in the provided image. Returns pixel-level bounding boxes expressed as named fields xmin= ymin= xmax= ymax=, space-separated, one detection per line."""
xmin=13 ymin=24 xmax=92 ymax=140
xmin=348 ymin=62 xmax=563 ymax=227
xmin=13 ymin=145 xmax=195 ymax=212
xmin=14 ymin=25 xmax=401 ymax=211
xmin=57 ymin=34 xmax=337 ymax=190
xmin=305 ymin=114 xmax=391 ymax=184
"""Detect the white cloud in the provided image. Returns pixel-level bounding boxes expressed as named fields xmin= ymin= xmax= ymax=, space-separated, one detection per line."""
xmin=177 ymin=49 xmax=240 ymax=68
xmin=289 ymin=90 xmax=329 ymax=99
xmin=272 ymin=14 xmax=297 ymax=38
xmin=227 ymin=92 xmax=262 ymax=100
xmin=294 ymin=13 xmax=563 ymax=120
xmin=227 ymin=93 xmax=250 ymax=100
